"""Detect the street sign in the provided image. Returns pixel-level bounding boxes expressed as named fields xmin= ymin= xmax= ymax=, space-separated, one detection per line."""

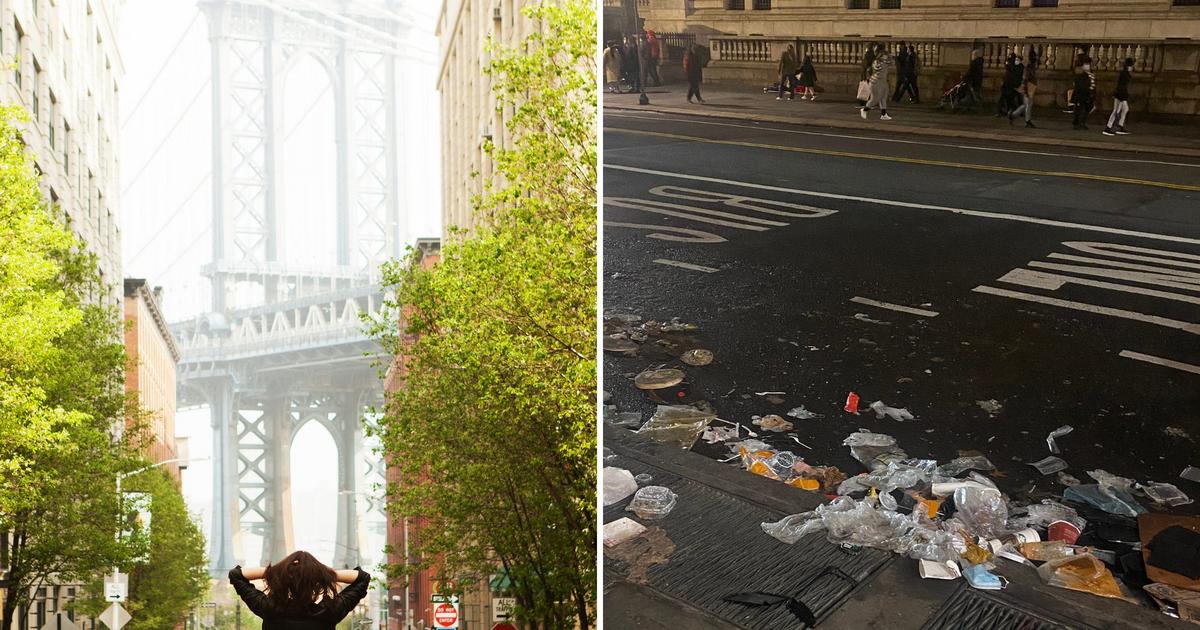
xmin=99 ymin=603 xmax=131 ymax=630
xmin=430 ymin=594 xmax=459 ymax=604
xmin=103 ymin=573 xmax=128 ymax=602
xmin=432 ymin=601 xmax=459 ymax=629
xmin=492 ymin=597 xmax=516 ymax=621
xmin=39 ymin=613 xmax=80 ymax=630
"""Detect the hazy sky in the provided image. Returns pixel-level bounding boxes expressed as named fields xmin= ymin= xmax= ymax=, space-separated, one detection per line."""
xmin=118 ymin=0 xmax=440 ymax=568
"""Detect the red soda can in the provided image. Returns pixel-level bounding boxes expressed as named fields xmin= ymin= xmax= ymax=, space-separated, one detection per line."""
xmin=844 ymin=392 xmax=860 ymax=414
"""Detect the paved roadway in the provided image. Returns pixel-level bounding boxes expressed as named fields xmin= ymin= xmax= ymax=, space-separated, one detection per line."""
xmin=602 ymin=109 xmax=1200 ymax=509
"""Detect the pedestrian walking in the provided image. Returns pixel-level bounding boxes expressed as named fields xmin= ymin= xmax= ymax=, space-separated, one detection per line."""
xmin=1072 ymin=56 xmax=1096 ymax=130
xmin=892 ymin=42 xmax=910 ymax=102
xmin=899 ymin=44 xmax=921 ymax=103
xmin=646 ymin=30 xmax=662 ymax=87
xmin=861 ymin=43 xmax=894 ymax=120
xmin=777 ymin=44 xmax=799 ymax=100
xmin=684 ymin=43 xmax=705 ymax=103
xmin=1000 ymin=52 xmax=1024 ymax=120
xmin=858 ymin=45 xmax=877 ymax=106
xmin=230 ymin=551 xmax=371 ymax=629
xmin=797 ymin=54 xmax=818 ymax=100
xmin=965 ymin=49 xmax=985 ymax=108
xmin=1009 ymin=50 xmax=1038 ymax=128
xmin=1103 ymin=57 xmax=1134 ymax=136
xmin=622 ymin=35 xmax=641 ymax=92
xmin=638 ymin=34 xmax=653 ymax=92
xmin=603 ymin=41 xmax=622 ymax=93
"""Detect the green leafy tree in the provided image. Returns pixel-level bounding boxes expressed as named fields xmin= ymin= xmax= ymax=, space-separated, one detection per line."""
xmin=370 ymin=2 xmax=596 ymax=629
xmin=0 ymin=105 xmax=204 ymax=630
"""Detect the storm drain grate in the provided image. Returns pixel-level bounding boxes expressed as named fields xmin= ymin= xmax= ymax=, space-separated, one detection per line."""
xmin=921 ymin=586 xmax=1068 ymax=630
xmin=605 ymin=460 xmax=891 ymax=629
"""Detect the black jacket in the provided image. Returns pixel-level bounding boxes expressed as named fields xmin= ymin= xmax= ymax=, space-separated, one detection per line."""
xmin=966 ymin=57 xmax=984 ymax=89
xmin=1073 ymin=70 xmax=1095 ymax=103
xmin=1114 ymin=68 xmax=1131 ymax=100
xmin=229 ymin=566 xmax=371 ymax=629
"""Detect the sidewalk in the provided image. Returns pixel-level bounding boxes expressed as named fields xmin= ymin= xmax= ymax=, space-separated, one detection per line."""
xmin=604 ymin=82 xmax=1200 ymax=159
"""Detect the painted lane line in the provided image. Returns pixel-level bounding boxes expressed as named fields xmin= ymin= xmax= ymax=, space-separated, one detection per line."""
xmin=605 ymin=127 xmax=1200 ymax=192
xmin=972 ymin=285 xmax=1200 ymax=334
xmin=603 ymin=221 xmax=726 ymax=243
xmin=653 ymin=259 xmax=720 ymax=273
xmin=1118 ymin=350 xmax=1200 ymax=376
xmin=605 ymin=111 xmax=1200 ymax=170
xmin=605 ymin=197 xmax=782 ymax=230
xmin=849 ymin=296 xmax=940 ymax=317
xmin=999 ymin=267 xmax=1200 ymax=305
xmin=604 ymin=164 xmax=1200 ymax=247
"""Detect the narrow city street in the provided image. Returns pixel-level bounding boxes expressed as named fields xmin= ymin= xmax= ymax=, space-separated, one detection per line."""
xmin=602 ymin=108 xmax=1200 ymax=626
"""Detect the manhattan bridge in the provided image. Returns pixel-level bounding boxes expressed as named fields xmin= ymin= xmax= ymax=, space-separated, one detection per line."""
xmin=140 ymin=0 xmax=437 ymax=575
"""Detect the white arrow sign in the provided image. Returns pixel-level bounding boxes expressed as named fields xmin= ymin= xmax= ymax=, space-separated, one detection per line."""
xmin=99 ymin=603 xmax=131 ymax=630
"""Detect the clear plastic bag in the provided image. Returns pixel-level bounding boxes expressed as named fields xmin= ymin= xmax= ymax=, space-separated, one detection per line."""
xmin=626 ymin=486 xmax=678 ymax=520
xmin=761 ymin=511 xmax=825 ymax=544
xmin=603 ymin=467 xmax=638 ymax=506
xmin=1139 ymin=481 xmax=1193 ymax=507
xmin=935 ymin=455 xmax=994 ymax=478
xmin=637 ymin=405 xmax=715 ymax=449
xmin=865 ymin=459 xmax=936 ymax=493
xmin=1009 ymin=499 xmax=1087 ymax=532
xmin=868 ymin=400 xmax=915 ymax=422
xmin=953 ymin=486 xmax=1009 ymax=539
xmin=1064 ymin=484 xmax=1146 ymax=517
xmin=1019 ymin=541 xmax=1075 ymax=562
xmin=1037 ymin=553 xmax=1123 ymax=599
xmin=843 ymin=432 xmax=908 ymax=470
xmin=1087 ymin=469 xmax=1134 ymax=491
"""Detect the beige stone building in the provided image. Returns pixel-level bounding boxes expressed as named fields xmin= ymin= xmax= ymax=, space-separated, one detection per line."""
xmin=436 ymin=0 xmax=539 ymax=234
xmin=628 ymin=0 xmax=1200 ymax=113
xmin=124 ymin=278 xmax=183 ymax=484
xmin=0 ymin=0 xmax=125 ymax=302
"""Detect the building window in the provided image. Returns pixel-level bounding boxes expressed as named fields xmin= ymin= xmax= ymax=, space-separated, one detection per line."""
xmin=725 ymin=0 xmax=745 ymax=8
xmin=48 ymin=91 xmax=56 ymax=148
xmin=13 ymin=19 xmax=24 ymax=88
xmin=32 ymin=58 xmax=41 ymax=120
xmin=752 ymin=0 xmax=771 ymax=8
xmin=1031 ymin=0 xmax=1057 ymax=5
xmin=994 ymin=0 xmax=1020 ymax=6
xmin=1173 ymin=0 xmax=1200 ymax=5
xmin=63 ymin=121 xmax=70 ymax=174
xmin=846 ymin=0 xmax=869 ymax=7
xmin=879 ymin=0 xmax=901 ymax=7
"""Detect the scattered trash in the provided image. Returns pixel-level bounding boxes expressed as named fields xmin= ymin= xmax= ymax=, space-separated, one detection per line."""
xmin=1037 ymin=553 xmax=1124 ymax=599
xmin=919 ymin=559 xmax=962 ymax=580
xmin=700 ymin=426 xmax=739 ymax=444
xmin=603 ymin=447 xmax=616 ymax=464
xmin=853 ymin=313 xmax=892 ymax=325
xmin=1140 ymin=482 xmax=1193 ymax=507
xmin=1063 ymin=484 xmax=1146 ymax=517
xmin=603 ymin=526 xmax=675 ymax=584
xmin=954 ymin=486 xmax=1008 ymax=539
xmin=1047 ymin=520 xmax=1082 ymax=544
xmin=787 ymin=435 xmax=813 ymax=450
xmin=1019 ymin=541 xmax=1075 ymax=561
xmin=786 ymin=406 xmax=819 ymax=420
xmin=976 ymin=399 xmax=1002 ymax=415
xmin=843 ymin=431 xmax=907 ymax=470
xmin=633 ymin=368 xmax=686 ymax=390
xmin=764 ymin=395 xmax=786 ymax=405
xmin=755 ymin=391 xmax=786 ymax=396
xmin=868 ymin=400 xmax=915 ymax=422
xmin=1144 ymin=583 xmax=1200 ymax=623
xmin=1046 ymin=425 xmax=1074 ymax=454
xmin=1163 ymin=426 xmax=1192 ymax=440
xmin=603 ymin=336 xmax=640 ymax=353
xmin=603 ymin=467 xmax=638 ymax=506
xmin=962 ymin=562 xmax=1007 ymax=590
xmin=634 ymin=473 xmax=653 ymax=485
xmin=680 ymin=348 xmax=714 ymax=366
xmin=608 ymin=411 xmax=644 ymax=428
xmin=1028 ymin=456 xmax=1069 ymax=475
xmin=1183 ymin=466 xmax=1200 ymax=484
xmin=603 ymin=517 xmax=647 ymax=547
xmin=843 ymin=392 xmax=860 ymax=414
xmin=1008 ymin=499 xmax=1086 ymax=532
xmin=636 ymin=405 xmax=715 ymax=449
xmin=752 ymin=414 xmax=793 ymax=433
xmin=627 ymin=486 xmax=678 ymax=520
xmin=1087 ymin=469 xmax=1135 ymax=491
xmin=1057 ymin=472 xmax=1081 ymax=487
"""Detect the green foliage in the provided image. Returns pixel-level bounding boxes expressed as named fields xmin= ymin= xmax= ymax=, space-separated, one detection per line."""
xmin=0 ymin=104 xmax=203 ymax=630
xmin=369 ymin=2 xmax=596 ymax=629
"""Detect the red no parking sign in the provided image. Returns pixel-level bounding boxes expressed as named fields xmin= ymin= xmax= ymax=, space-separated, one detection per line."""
xmin=433 ymin=602 xmax=459 ymax=629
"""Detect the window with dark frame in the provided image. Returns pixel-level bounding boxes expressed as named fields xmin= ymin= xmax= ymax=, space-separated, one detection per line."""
xmin=994 ymin=0 xmax=1020 ymax=7
xmin=753 ymin=0 xmax=771 ymax=8
xmin=1031 ymin=0 xmax=1058 ymax=6
xmin=725 ymin=0 xmax=745 ymax=8
xmin=880 ymin=0 xmax=901 ymax=8
xmin=847 ymin=0 xmax=869 ymax=8
xmin=1173 ymin=0 xmax=1200 ymax=6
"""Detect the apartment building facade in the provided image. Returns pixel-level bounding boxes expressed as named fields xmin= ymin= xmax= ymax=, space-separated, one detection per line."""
xmin=124 ymin=278 xmax=183 ymax=483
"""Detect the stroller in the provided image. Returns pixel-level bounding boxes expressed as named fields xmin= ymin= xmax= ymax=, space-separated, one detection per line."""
xmin=938 ymin=76 xmax=976 ymax=112
xmin=763 ymin=73 xmax=801 ymax=96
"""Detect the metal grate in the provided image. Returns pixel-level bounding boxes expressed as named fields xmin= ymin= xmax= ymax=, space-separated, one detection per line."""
xmin=846 ymin=0 xmax=869 ymax=8
xmin=921 ymin=587 xmax=1068 ymax=630
xmin=994 ymin=0 xmax=1020 ymax=6
xmin=753 ymin=0 xmax=771 ymax=9
xmin=725 ymin=0 xmax=745 ymax=8
xmin=879 ymin=0 xmax=901 ymax=7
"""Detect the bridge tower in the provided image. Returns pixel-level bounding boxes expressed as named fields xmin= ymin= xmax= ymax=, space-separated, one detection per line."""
xmin=175 ymin=0 xmax=424 ymax=575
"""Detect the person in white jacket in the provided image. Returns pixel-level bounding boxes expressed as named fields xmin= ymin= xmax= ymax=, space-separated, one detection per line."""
xmin=861 ymin=44 xmax=894 ymax=121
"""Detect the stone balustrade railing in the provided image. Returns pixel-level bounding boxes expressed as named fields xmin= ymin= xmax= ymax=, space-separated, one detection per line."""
xmin=712 ymin=37 xmax=796 ymax=63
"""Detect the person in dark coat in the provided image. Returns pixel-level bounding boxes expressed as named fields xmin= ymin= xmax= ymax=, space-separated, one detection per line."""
xmin=1000 ymin=53 xmax=1024 ymax=119
xmin=1072 ymin=56 xmax=1096 ymax=130
xmin=1104 ymin=57 xmax=1134 ymax=135
xmin=897 ymin=44 xmax=921 ymax=103
xmin=622 ymin=35 xmax=641 ymax=92
xmin=892 ymin=42 xmax=910 ymax=102
xmin=798 ymin=55 xmax=818 ymax=100
xmin=638 ymin=34 xmax=653 ymax=92
xmin=965 ymin=49 xmax=984 ymax=107
xmin=777 ymin=44 xmax=799 ymax=100
xmin=684 ymin=43 xmax=705 ymax=103
xmin=230 ymin=551 xmax=371 ymax=630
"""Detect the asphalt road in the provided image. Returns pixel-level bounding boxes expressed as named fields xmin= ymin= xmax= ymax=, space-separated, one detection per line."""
xmin=602 ymin=109 xmax=1200 ymax=513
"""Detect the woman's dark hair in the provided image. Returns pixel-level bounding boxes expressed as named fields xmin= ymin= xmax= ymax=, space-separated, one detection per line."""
xmin=263 ymin=551 xmax=339 ymax=613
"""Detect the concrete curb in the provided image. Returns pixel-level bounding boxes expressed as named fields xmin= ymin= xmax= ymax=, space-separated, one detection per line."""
xmin=605 ymin=104 xmax=1200 ymax=160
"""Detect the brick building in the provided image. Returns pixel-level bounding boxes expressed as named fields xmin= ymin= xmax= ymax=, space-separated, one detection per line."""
xmin=123 ymin=278 xmax=183 ymax=483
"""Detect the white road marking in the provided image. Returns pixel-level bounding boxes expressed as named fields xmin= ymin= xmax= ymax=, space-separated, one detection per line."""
xmin=605 ymin=111 xmax=1200 ymax=169
xmin=653 ymin=258 xmax=719 ymax=273
xmin=1025 ymin=261 xmax=1200 ymax=293
xmin=649 ymin=186 xmax=837 ymax=218
xmin=603 ymin=221 xmax=726 ymax=243
xmin=999 ymin=268 xmax=1200 ymax=305
xmin=850 ymin=296 xmax=940 ymax=317
xmin=605 ymin=164 xmax=1200 ymax=247
xmin=1061 ymin=241 xmax=1200 ymax=270
xmin=1118 ymin=350 xmax=1200 ymax=375
xmin=604 ymin=197 xmax=782 ymax=230
xmin=1045 ymin=253 xmax=1200 ymax=280
xmin=972 ymin=285 xmax=1200 ymax=334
